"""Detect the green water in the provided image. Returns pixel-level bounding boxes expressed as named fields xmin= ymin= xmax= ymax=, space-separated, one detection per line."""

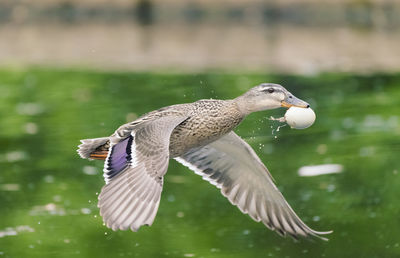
xmin=0 ymin=68 xmax=399 ymax=258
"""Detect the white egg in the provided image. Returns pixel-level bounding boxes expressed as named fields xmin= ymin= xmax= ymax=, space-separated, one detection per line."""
xmin=284 ymin=107 xmax=316 ymax=129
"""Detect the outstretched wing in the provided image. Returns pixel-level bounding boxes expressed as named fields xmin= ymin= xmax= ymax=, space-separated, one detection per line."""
xmin=98 ymin=115 xmax=188 ymax=231
xmin=175 ymin=132 xmax=332 ymax=240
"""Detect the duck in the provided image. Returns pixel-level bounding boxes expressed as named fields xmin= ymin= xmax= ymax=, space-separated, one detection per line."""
xmin=77 ymin=83 xmax=332 ymax=240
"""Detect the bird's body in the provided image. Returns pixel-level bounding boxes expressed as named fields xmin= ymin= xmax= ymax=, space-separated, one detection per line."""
xmin=78 ymin=83 xmax=331 ymax=240
xmin=168 ymin=100 xmax=244 ymax=157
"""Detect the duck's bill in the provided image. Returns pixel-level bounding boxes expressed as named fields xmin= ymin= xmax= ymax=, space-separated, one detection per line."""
xmin=281 ymin=96 xmax=310 ymax=108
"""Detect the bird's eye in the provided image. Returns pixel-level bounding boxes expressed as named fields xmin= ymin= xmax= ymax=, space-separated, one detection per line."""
xmin=267 ymin=88 xmax=274 ymax=93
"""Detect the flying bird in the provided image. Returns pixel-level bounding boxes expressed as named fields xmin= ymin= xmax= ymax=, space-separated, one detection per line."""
xmin=77 ymin=83 xmax=332 ymax=240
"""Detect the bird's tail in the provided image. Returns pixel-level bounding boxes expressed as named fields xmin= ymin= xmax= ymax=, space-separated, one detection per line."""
xmin=77 ymin=137 xmax=110 ymax=160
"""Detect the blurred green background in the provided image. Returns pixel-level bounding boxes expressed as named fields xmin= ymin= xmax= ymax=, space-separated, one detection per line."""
xmin=1 ymin=0 xmax=400 ymax=257
xmin=1 ymin=69 xmax=399 ymax=257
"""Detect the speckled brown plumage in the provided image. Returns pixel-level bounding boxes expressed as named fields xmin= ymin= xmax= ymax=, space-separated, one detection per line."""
xmin=91 ymin=99 xmax=244 ymax=158
xmin=77 ymin=83 xmax=331 ymax=240
xmin=168 ymin=100 xmax=244 ymax=157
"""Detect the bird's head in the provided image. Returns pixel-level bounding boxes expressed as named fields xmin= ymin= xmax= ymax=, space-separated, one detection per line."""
xmin=235 ymin=83 xmax=309 ymax=114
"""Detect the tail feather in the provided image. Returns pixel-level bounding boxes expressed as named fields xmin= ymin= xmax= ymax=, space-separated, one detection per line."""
xmin=90 ymin=151 xmax=109 ymax=160
xmin=77 ymin=137 xmax=110 ymax=159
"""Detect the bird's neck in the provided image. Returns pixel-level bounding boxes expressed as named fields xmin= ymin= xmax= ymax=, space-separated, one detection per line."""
xmin=234 ymin=95 xmax=277 ymax=115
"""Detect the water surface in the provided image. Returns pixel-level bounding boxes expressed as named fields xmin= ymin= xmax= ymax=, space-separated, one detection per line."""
xmin=0 ymin=68 xmax=399 ymax=257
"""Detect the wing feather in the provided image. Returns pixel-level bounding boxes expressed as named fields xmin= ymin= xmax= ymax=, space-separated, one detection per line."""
xmin=175 ymin=131 xmax=332 ymax=240
xmin=98 ymin=115 xmax=188 ymax=231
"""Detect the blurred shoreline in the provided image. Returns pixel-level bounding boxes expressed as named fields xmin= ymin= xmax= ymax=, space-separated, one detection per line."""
xmin=1 ymin=1 xmax=399 ymax=74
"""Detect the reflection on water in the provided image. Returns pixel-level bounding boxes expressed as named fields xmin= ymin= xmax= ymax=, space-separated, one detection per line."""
xmin=0 ymin=184 xmax=20 ymax=191
xmin=298 ymin=164 xmax=343 ymax=177
xmin=0 ymin=68 xmax=399 ymax=257
xmin=0 ymin=225 xmax=35 ymax=238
